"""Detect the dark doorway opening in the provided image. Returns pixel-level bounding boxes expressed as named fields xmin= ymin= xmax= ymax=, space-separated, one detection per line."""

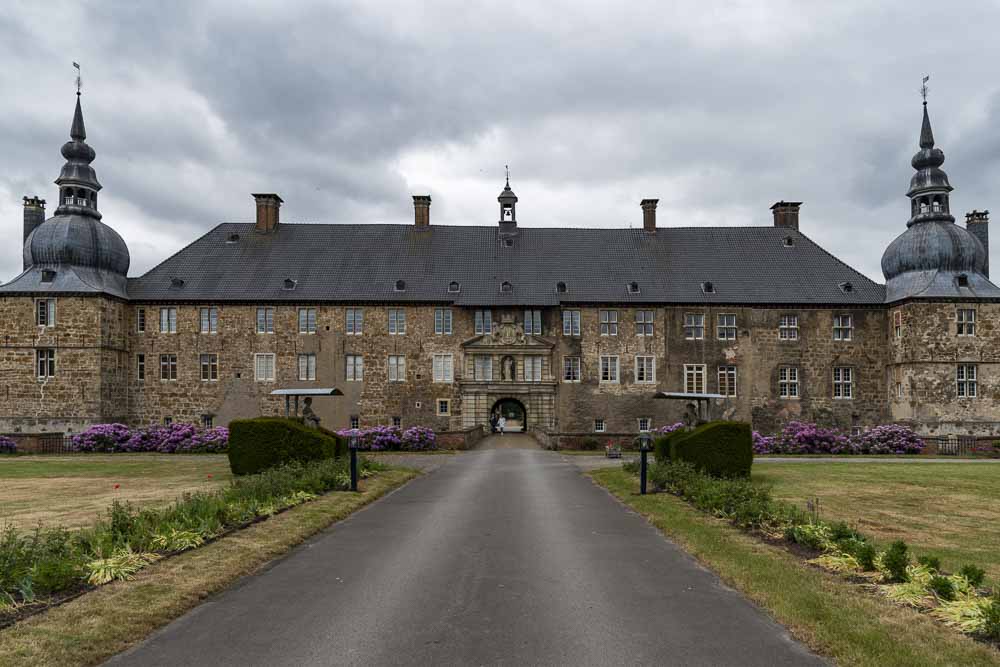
xmin=491 ymin=398 xmax=527 ymax=432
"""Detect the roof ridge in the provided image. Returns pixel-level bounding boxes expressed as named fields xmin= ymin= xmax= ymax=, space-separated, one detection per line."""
xmin=792 ymin=230 xmax=884 ymax=289
xmin=132 ymin=223 xmax=230 ymax=280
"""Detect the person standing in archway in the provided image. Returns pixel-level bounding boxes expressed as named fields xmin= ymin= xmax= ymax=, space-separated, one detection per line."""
xmin=497 ymin=414 xmax=506 ymax=435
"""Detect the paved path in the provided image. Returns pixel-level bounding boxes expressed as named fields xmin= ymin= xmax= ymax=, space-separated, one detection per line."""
xmin=108 ymin=435 xmax=822 ymax=667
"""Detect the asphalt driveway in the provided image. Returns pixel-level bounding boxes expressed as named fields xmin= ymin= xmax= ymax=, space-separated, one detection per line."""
xmin=107 ymin=436 xmax=822 ymax=666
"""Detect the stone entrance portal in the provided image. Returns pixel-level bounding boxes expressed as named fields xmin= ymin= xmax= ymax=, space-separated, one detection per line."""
xmin=492 ymin=398 xmax=527 ymax=432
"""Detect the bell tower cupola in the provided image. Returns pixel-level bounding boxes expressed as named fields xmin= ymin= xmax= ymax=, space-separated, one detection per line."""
xmin=905 ymin=97 xmax=953 ymax=226
xmin=498 ymin=166 xmax=518 ymax=234
xmin=54 ymin=91 xmax=103 ymax=220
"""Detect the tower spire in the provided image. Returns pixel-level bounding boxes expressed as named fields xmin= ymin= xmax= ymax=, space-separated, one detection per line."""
xmin=55 ymin=86 xmax=102 ymax=220
xmin=905 ymin=85 xmax=952 ymax=227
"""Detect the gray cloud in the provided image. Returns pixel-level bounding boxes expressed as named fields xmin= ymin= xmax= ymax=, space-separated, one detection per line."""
xmin=2 ymin=0 xmax=999 ymax=282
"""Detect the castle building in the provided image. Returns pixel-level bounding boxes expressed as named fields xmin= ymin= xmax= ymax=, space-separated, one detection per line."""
xmin=2 ymin=93 xmax=998 ymax=439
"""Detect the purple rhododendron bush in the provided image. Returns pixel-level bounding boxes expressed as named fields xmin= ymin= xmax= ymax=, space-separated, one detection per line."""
xmin=753 ymin=421 xmax=924 ymax=455
xmin=70 ymin=423 xmax=229 ymax=453
xmin=335 ymin=425 xmax=438 ymax=451
xmin=0 ymin=435 xmax=17 ymax=454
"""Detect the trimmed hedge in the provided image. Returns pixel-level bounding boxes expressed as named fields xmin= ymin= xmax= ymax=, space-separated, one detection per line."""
xmin=653 ymin=429 xmax=687 ymax=464
xmin=228 ymin=418 xmax=345 ymax=476
xmin=667 ymin=421 xmax=753 ymax=478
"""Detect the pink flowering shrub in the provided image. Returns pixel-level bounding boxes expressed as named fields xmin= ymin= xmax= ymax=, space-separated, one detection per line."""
xmin=752 ymin=421 xmax=924 ymax=455
xmin=336 ymin=425 xmax=439 ymax=450
xmin=752 ymin=431 xmax=776 ymax=455
xmin=70 ymin=423 xmax=133 ymax=452
xmin=0 ymin=435 xmax=16 ymax=454
xmin=851 ymin=424 xmax=924 ymax=455
xmin=401 ymin=426 xmax=437 ymax=451
xmin=655 ymin=422 xmax=685 ymax=436
xmin=70 ymin=423 xmax=229 ymax=453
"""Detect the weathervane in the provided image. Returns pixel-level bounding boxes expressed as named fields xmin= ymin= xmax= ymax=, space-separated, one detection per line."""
xmin=505 ymin=164 xmax=510 ymax=186
xmin=73 ymin=61 xmax=81 ymax=94
xmin=920 ymin=74 xmax=929 ymax=104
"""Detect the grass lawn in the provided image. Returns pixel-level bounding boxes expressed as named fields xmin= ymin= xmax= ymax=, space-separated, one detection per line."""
xmin=754 ymin=462 xmax=1000 ymax=585
xmin=0 ymin=455 xmax=232 ymax=529
xmin=591 ymin=468 xmax=1000 ymax=667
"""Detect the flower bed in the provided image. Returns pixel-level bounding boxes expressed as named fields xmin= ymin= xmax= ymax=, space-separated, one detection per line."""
xmin=335 ymin=425 xmax=438 ymax=451
xmin=753 ymin=421 xmax=924 ymax=455
xmin=69 ymin=423 xmax=229 ymax=454
xmin=0 ymin=436 xmax=16 ymax=454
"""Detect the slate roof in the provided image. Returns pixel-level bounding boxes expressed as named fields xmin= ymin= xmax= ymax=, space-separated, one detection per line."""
xmin=125 ymin=223 xmax=886 ymax=306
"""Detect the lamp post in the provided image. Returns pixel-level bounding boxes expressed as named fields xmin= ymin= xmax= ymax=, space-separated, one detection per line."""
xmin=349 ymin=435 xmax=359 ymax=492
xmin=639 ymin=432 xmax=652 ymax=495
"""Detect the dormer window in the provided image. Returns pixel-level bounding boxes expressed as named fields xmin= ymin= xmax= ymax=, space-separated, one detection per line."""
xmin=701 ymin=281 xmax=715 ymax=294
xmin=500 ymin=281 xmax=513 ymax=294
xmin=503 ymin=238 xmax=514 ymax=247
xmin=627 ymin=281 xmax=640 ymax=295
xmin=40 ymin=270 xmax=56 ymax=283
xmin=283 ymin=278 xmax=297 ymax=290
xmin=957 ymin=274 xmax=969 ymax=287
xmin=395 ymin=280 xmax=406 ymax=292
xmin=226 ymin=233 xmax=240 ymax=243
xmin=839 ymin=281 xmax=853 ymax=293
xmin=170 ymin=277 xmax=185 ymax=288
xmin=556 ymin=281 xmax=567 ymax=294
xmin=448 ymin=281 xmax=460 ymax=293
xmin=782 ymin=236 xmax=795 ymax=247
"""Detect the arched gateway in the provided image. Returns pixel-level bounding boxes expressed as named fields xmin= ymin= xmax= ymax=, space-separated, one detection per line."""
xmin=491 ymin=398 xmax=527 ymax=432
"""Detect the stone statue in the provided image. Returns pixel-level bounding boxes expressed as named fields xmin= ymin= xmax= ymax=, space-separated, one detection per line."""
xmin=502 ymin=356 xmax=516 ymax=381
xmin=683 ymin=402 xmax=699 ymax=427
xmin=302 ymin=397 xmax=321 ymax=429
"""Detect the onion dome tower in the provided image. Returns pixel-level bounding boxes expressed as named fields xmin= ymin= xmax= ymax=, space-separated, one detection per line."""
xmin=881 ymin=100 xmax=998 ymax=301
xmin=2 ymin=92 xmax=130 ymax=297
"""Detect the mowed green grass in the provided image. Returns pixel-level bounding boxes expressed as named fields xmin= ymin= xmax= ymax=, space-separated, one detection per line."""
xmin=0 ymin=455 xmax=233 ymax=529
xmin=754 ymin=462 xmax=1000 ymax=584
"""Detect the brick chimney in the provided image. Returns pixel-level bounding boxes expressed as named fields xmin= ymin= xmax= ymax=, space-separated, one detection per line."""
xmin=23 ymin=196 xmax=46 ymax=269
xmin=252 ymin=193 xmax=283 ymax=234
xmin=641 ymin=199 xmax=659 ymax=234
xmin=966 ymin=209 xmax=990 ymax=278
xmin=771 ymin=201 xmax=802 ymax=231
xmin=413 ymin=195 xmax=431 ymax=228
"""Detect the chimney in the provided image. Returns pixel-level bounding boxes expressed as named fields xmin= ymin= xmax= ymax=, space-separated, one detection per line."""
xmin=966 ymin=209 xmax=990 ymax=278
xmin=771 ymin=201 xmax=802 ymax=231
xmin=252 ymin=193 xmax=283 ymax=233
xmin=412 ymin=195 xmax=431 ymax=228
xmin=641 ymin=198 xmax=659 ymax=233
xmin=23 ymin=196 xmax=46 ymax=270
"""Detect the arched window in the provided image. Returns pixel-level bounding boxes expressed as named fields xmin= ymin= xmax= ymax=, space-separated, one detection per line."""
xmin=932 ymin=199 xmax=941 ymax=212
xmin=919 ymin=201 xmax=929 ymax=214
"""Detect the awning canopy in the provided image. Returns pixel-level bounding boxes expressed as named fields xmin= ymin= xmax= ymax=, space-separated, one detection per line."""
xmin=653 ymin=392 xmax=725 ymax=400
xmin=270 ymin=388 xmax=343 ymax=396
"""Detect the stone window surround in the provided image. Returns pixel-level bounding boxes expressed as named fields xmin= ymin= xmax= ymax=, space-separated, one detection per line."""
xmin=684 ymin=363 xmax=705 ymax=394
xmin=256 ymin=307 xmax=275 ymax=334
xmin=474 ymin=355 xmax=493 ymax=381
xmin=200 ymin=353 xmax=219 ymax=382
xmin=683 ymin=313 xmax=705 ymax=340
xmin=957 ymin=308 xmax=976 ymax=337
xmin=346 ymin=308 xmax=364 ymax=335
xmin=778 ymin=365 xmax=799 ymax=398
xmin=434 ymin=308 xmax=453 ymax=335
xmin=297 ymin=353 xmax=316 ymax=381
xmin=137 ymin=353 xmax=145 ymax=381
xmin=635 ymin=355 xmax=656 ymax=384
xmin=833 ymin=314 xmax=853 ymax=341
xmin=638 ymin=417 xmax=651 ymax=432
xmin=563 ymin=356 xmax=581 ymax=382
xmin=437 ymin=398 xmax=451 ymax=416
xmin=716 ymin=313 xmax=737 ymax=340
xmin=345 ymin=354 xmax=364 ymax=381
xmin=137 ymin=307 xmax=146 ymax=333
xmin=474 ymin=310 xmax=493 ymax=336
xmin=635 ymin=310 xmax=654 ymax=336
xmin=36 ymin=298 xmax=56 ymax=328
xmin=200 ymin=306 xmax=219 ymax=334
xmin=298 ymin=307 xmax=317 ymax=335
xmin=36 ymin=348 xmax=56 ymax=378
xmin=160 ymin=307 xmax=177 ymax=334
xmin=893 ymin=310 xmax=902 ymax=338
xmin=779 ymin=314 xmax=799 ymax=341
xmin=957 ymin=364 xmax=978 ymax=398
xmin=160 ymin=354 xmax=178 ymax=381
xmin=388 ymin=308 xmax=406 ymax=335
xmin=388 ymin=355 xmax=406 ymax=382
xmin=524 ymin=355 xmax=543 ymax=382
xmin=599 ymin=355 xmax=620 ymax=383
xmin=600 ymin=310 xmax=619 ymax=336
xmin=832 ymin=366 xmax=853 ymax=399
xmin=254 ymin=353 xmax=275 ymax=382
xmin=562 ymin=310 xmax=581 ymax=336
xmin=593 ymin=418 xmax=606 ymax=433
xmin=524 ymin=309 xmax=542 ymax=336
xmin=432 ymin=353 xmax=454 ymax=383
xmin=718 ymin=365 xmax=737 ymax=397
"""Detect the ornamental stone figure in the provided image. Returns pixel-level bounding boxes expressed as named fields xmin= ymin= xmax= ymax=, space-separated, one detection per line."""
xmin=302 ymin=397 xmax=320 ymax=429
xmin=502 ymin=356 xmax=515 ymax=381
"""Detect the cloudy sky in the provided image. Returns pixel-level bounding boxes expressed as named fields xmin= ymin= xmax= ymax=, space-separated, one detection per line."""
xmin=2 ymin=1 xmax=999 ymax=283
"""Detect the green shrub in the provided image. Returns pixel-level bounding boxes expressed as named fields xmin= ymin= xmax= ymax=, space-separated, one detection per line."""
xmin=669 ymin=421 xmax=753 ymax=478
xmin=653 ymin=429 xmax=687 ymax=464
xmin=785 ymin=523 xmax=833 ymax=552
xmin=960 ymin=564 xmax=986 ymax=588
xmin=917 ymin=555 xmax=941 ymax=572
xmin=883 ymin=540 xmax=911 ymax=583
xmin=842 ymin=538 xmax=877 ymax=571
xmin=928 ymin=575 xmax=956 ymax=601
xmin=649 ymin=461 xmax=781 ymax=530
xmin=579 ymin=437 xmax=601 ymax=451
xmin=228 ymin=417 xmax=345 ymax=475
xmin=828 ymin=521 xmax=862 ymax=544
xmin=982 ymin=593 xmax=1000 ymax=639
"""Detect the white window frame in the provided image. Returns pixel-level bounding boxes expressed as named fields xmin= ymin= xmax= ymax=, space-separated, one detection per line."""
xmin=475 ymin=310 xmax=493 ymax=335
xmin=346 ymin=354 xmax=364 ymax=381
xmin=716 ymin=313 xmax=737 ymax=341
xmin=434 ymin=308 xmax=453 ymax=335
xmin=957 ymin=309 xmax=976 ymax=337
xmin=635 ymin=355 xmax=656 ymax=384
xmin=523 ymin=309 xmax=542 ymax=336
xmin=346 ymin=308 xmax=364 ymax=335
xmin=562 ymin=310 xmax=581 ymax=336
xmin=160 ymin=307 xmax=177 ymax=334
xmin=638 ymin=417 xmax=651 ymax=432
xmin=160 ymin=354 xmax=178 ymax=381
xmin=779 ymin=314 xmax=799 ymax=341
xmin=388 ymin=308 xmax=406 ymax=335
xmin=635 ymin=310 xmax=654 ymax=336
xmin=594 ymin=418 xmax=606 ymax=433
xmin=137 ymin=307 xmax=146 ymax=333
xmin=437 ymin=399 xmax=451 ymax=416
xmin=600 ymin=310 xmax=619 ymax=336
xmin=683 ymin=313 xmax=705 ymax=340
xmin=433 ymin=354 xmax=454 ymax=383
xmin=136 ymin=353 xmax=145 ymax=381
xmin=200 ymin=306 xmax=219 ymax=334
xmin=474 ymin=355 xmax=493 ymax=381
xmin=893 ymin=310 xmax=902 ymax=338
xmin=563 ymin=356 xmax=581 ymax=382
xmin=684 ymin=364 xmax=706 ymax=394
xmin=833 ymin=366 xmax=853 ymax=399
xmin=833 ymin=314 xmax=853 ymax=341
xmin=256 ymin=307 xmax=274 ymax=334
xmin=298 ymin=353 xmax=317 ymax=381
xmin=254 ymin=353 xmax=275 ymax=382
xmin=298 ymin=307 xmax=317 ymax=334
xmin=200 ymin=353 xmax=219 ymax=381
xmin=350 ymin=415 xmax=360 ymax=429
xmin=524 ymin=356 xmax=543 ymax=382
xmin=36 ymin=299 xmax=56 ymax=327
xmin=36 ymin=348 xmax=56 ymax=378
xmin=779 ymin=366 xmax=799 ymax=398
xmin=957 ymin=364 xmax=978 ymax=398
xmin=388 ymin=355 xmax=406 ymax=383
xmin=600 ymin=355 xmax=620 ymax=383
xmin=718 ymin=365 xmax=737 ymax=397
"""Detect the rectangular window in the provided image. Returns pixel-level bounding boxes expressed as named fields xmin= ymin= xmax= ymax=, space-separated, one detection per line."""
xmin=833 ymin=367 xmax=853 ymax=399
xmin=254 ymin=353 xmax=275 ymax=382
xmin=635 ymin=355 xmax=656 ymax=383
xmin=957 ymin=309 xmax=976 ymax=336
xmin=524 ymin=309 xmax=542 ymax=335
xmin=160 ymin=307 xmax=177 ymax=333
xmin=563 ymin=356 xmax=581 ymax=382
xmin=779 ymin=366 xmax=799 ymax=398
xmin=957 ymin=364 xmax=978 ymax=397
xmin=36 ymin=299 xmax=56 ymax=327
xmin=896 ymin=382 xmax=903 ymax=398
xmin=475 ymin=310 xmax=492 ymax=335
xmin=718 ymin=365 xmax=737 ymax=397
xmin=256 ymin=307 xmax=274 ymax=334
xmin=562 ymin=310 xmax=581 ymax=336
xmin=524 ymin=356 xmax=543 ymax=382
xmin=833 ymin=314 xmax=853 ymax=341
xmin=638 ymin=417 xmax=651 ymax=432
xmin=298 ymin=308 xmax=317 ymax=334
xmin=388 ymin=308 xmax=406 ymax=335
xmin=600 ymin=355 xmax=619 ymax=383
xmin=199 ymin=307 xmax=219 ymax=334
xmin=433 ymin=354 xmax=454 ymax=383
xmin=684 ymin=364 xmax=706 ymax=393
xmin=298 ymin=353 xmax=316 ymax=381
xmin=201 ymin=414 xmax=214 ymax=428
xmin=683 ymin=313 xmax=705 ymax=340
xmin=160 ymin=354 xmax=178 ymax=381
xmin=345 ymin=354 xmax=364 ymax=381
xmin=36 ymin=349 xmax=56 ymax=378
xmin=779 ymin=315 xmax=799 ymax=340
xmin=600 ymin=310 xmax=619 ymax=336
xmin=474 ymin=356 xmax=493 ymax=381
xmin=346 ymin=308 xmax=364 ymax=335
xmin=893 ymin=310 xmax=902 ymax=338
xmin=137 ymin=353 xmax=145 ymax=381
xmin=392 ymin=416 xmax=402 ymax=427
xmin=437 ymin=399 xmax=451 ymax=416
xmin=594 ymin=419 xmax=606 ymax=433
xmin=350 ymin=415 xmax=360 ymax=429
xmin=388 ymin=355 xmax=406 ymax=382
xmin=434 ymin=308 xmax=453 ymax=335
xmin=635 ymin=310 xmax=654 ymax=336
xmin=716 ymin=314 xmax=737 ymax=341
xmin=137 ymin=307 xmax=146 ymax=333
xmin=199 ymin=353 xmax=219 ymax=381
